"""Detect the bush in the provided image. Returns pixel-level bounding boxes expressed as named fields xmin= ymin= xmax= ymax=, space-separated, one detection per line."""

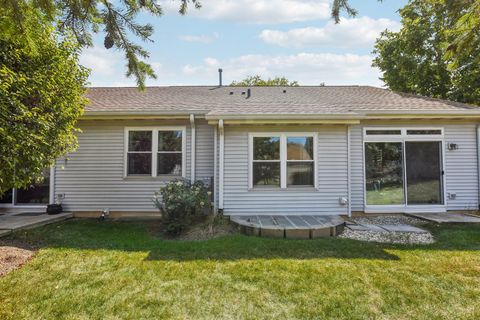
xmin=153 ymin=180 xmax=211 ymax=234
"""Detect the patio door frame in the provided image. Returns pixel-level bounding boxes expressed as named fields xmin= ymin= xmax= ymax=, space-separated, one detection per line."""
xmin=0 ymin=167 xmax=55 ymax=209
xmin=363 ymin=128 xmax=447 ymax=214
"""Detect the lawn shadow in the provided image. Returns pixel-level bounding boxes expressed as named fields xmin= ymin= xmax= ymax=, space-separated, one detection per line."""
xmin=6 ymin=220 xmax=480 ymax=263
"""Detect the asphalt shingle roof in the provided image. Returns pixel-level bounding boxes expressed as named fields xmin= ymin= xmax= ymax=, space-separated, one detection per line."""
xmin=85 ymin=86 xmax=479 ymax=117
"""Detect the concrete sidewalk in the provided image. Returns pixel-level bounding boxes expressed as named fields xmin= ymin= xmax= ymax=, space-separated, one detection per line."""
xmin=405 ymin=212 xmax=480 ymax=223
xmin=0 ymin=212 xmax=72 ymax=237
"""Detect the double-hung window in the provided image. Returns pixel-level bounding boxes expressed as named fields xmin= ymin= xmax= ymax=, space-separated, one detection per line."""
xmin=126 ymin=127 xmax=185 ymax=177
xmin=250 ymin=133 xmax=316 ymax=189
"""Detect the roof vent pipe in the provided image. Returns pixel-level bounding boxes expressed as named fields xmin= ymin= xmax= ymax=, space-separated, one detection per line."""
xmin=218 ymin=68 xmax=223 ymax=87
xmin=247 ymin=88 xmax=251 ymax=99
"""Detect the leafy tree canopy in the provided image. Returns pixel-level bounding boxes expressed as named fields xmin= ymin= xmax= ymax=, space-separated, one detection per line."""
xmin=334 ymin=0 xmax=479 ymax=73
xmin=231 ymin=75 xmax=299 ymax=87
xmin=372 ymin=0 xmax=480 ymax=105
xmin=0 ymin=15 xmax=89 ymax=193
xmin=1 ymin=0 xmax=200 ymax=89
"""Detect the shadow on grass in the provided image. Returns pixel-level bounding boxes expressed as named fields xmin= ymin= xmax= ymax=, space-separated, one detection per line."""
xmin=6 ymin=219 xmax=480 ymax=262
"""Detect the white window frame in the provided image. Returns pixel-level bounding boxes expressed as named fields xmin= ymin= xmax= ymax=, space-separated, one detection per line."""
xmin=124 ymin=127 xmax=186 ymax=178
xmin=248 ymin=132 xmax=318 ymax=189
xmin=362 ymin=127 xmax=446 ymax=213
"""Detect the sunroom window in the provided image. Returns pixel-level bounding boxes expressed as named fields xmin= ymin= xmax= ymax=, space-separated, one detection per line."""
xmin=126 ymin=128 xmax=185 ymax=177
xmin=250 ymin=134 xmax=316 ymax=189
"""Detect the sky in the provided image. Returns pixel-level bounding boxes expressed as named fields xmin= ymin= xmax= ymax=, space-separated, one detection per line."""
xmin=79 ymin=0 xmax=408 ymax=87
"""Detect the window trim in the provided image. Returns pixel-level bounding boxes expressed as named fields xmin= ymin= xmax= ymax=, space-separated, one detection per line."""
xmin=248 ymin=132 xmax=317 ymax=189
xmin=124 ymin=126 xmax=186 ymax=178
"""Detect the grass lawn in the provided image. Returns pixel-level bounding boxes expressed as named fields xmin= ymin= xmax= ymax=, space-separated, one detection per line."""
xmin=1 ymin=220 xmax=480 ymax=319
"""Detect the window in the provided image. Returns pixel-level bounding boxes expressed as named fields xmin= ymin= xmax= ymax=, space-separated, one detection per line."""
xmin=366 ymin=129 xmax=401 ymax=135
xmin=250 ymin=134 xmax=316 ymax=188
xmin=287 ymin=137 xmax=314 ymax=186
xmin=157 ymin=131 xmax=183 ymax=175
xmin=127 ymin=131 xmax=152 ymax=175
xmin=126 ymin=127 xmax=185 ymax=177
xmin=407 ymin=129 xmax=442 ymax=135
xmin=252 ymin=136 xmax=281 ymax=186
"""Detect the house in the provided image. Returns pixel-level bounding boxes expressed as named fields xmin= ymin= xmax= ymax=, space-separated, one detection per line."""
xmin=2 ymin=84 xmax=480 ymax=217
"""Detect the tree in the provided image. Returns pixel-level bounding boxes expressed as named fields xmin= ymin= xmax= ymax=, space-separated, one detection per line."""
xmin=372 ymin=0 xmax=480 ymax=105
xmin=0 ymin=20 xmax=89 ymax=193
xmin=333 ymin=0 xmax=480 ymax=73
xmin=231 ymin=75 xmax=299 ymax=86
xmin=1 ymin=0 xmax=201 ymax=89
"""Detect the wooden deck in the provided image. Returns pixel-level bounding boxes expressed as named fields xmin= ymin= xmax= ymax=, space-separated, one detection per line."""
xmin=230 ymin=215 xmax=346 ymax=239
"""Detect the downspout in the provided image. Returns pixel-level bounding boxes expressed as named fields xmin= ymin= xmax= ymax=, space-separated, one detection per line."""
xmin=213 ymin=125 xmax=218 ymax=213
xmin=219 ymin=119 xmax=224 ymax=211
xmin=477 ymin=125 xmax=480 ymax=209
xmin=347 ymin=126 xmax=352 ymax=217
xmin=190 ymin=114 xmax=196 ymax=183
xmin=49 ymin=166 xmax=55 ymax=204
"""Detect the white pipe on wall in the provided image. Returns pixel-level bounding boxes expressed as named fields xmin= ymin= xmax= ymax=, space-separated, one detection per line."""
xmin=49 ymin=166 xmax=55 ymax=204
xmin=477 ymin=125 xmax=480 ymax=209
xmin=219 ymin=119 xmax=224 ymax=210
xmin=213 ymin=125 xmax=218 ymax=213
xmin=347 ymin=126 xmax=352 ymax=217
xmin=190 ymin=114 xmax=196 ymax=183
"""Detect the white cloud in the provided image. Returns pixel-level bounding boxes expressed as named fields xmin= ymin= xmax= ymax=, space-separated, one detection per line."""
xmin=79 ymin=47 xmax=123 ymax=77
xmin=179 ymin=32 xmax=220 ymax=43
xmin=260 ymin=16 xmax=400 ymax=48
xmin=181 ymin=53 xmax=383 ymax=86
xmin=161 ymin=0 xmax=330 ymax=24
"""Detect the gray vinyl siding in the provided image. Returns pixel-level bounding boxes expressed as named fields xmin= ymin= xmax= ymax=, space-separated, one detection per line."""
xmin=195 ymin=119 xmax=215 ymax=181
xmin=222 ymin=125 xmax=349 ymax=215
xmin=349 ymin=125 xmax=365 ymax=211
xmin=349 ymin=123 xmax=479 ymax=212
xmin=444 ymin=124 xmax=479 ymax=210
xmin=55 ymin=119 xmax=194 ymax=212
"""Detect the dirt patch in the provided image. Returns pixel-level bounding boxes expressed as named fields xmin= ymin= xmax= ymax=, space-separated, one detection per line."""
xmin=149 ymin=216 xmax=238 ymax=241
xmin=0 ymin=239 xmax=36 ymax=277
xmin=177 ymin=222 xmax=237 ymax=240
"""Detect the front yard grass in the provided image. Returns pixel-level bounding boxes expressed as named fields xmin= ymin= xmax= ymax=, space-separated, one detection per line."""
xmin=1 ymin=220 xmax=480 ymax=319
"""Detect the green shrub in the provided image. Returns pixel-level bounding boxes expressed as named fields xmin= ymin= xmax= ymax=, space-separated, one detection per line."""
xmin=153 ymin=180 xmax=211 ymax=234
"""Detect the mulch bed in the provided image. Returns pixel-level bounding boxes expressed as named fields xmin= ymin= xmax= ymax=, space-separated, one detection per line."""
xmin=0 ymin=238 xmax=36 ymax=277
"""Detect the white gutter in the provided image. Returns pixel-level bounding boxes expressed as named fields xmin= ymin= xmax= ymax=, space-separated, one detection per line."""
xmin=218 ymin=119 xmax=224 ymax=210
xmin=190 ymin=114 xmax=196 ymax=183
xmin=205 ymin=110 xmax=480 ymax=121
xmin=213 ymin=125 xmax=218 ymax=213
xmin=347 ymin=126 xmax=352 ymax=217
xmin=83 ymin=110 xmax=208 ymax=116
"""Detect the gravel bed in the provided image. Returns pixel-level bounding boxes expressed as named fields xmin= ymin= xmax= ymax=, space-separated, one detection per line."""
xmin=338 ymin=229 xmax=434 ymax=244
xmin=339 ymin=215 xmax=434 ymax=244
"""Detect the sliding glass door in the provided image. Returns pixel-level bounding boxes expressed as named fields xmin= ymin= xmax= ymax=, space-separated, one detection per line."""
xmin=365 ymin=142 xmax=405 ymax=205
xmin=0 ymin=169 xmax=51 ymax=206
xmin=364 ymin=128 xmax=444 ymax=210
xmin=405 ymin=141 xmax=443 ymax=205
